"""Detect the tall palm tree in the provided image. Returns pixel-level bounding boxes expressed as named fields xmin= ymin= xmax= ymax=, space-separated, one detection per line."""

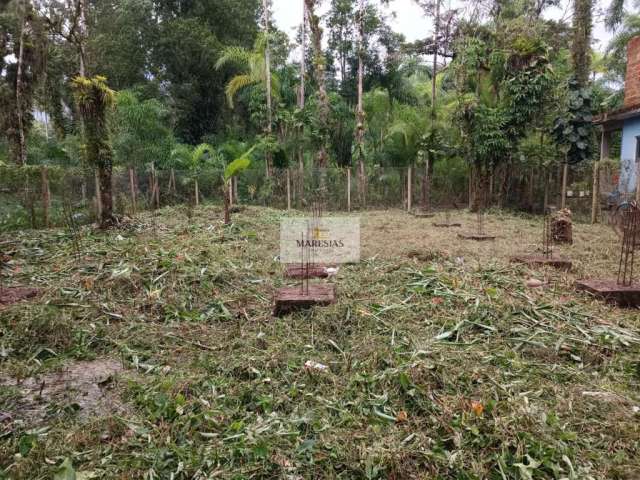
xmin=216 ymin=35 xmax=281 ymax=108
xmin=216 ymin=34 xmax=280 ymax=176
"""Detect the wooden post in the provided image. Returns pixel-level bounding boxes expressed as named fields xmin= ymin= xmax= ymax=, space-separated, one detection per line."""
xmin=592 ymin=130 xmax=608 ymax=223
xmin=41 ymin=166 xmax=50 ymax=227
xmin=347 ymin=167 xmax=351 ymax=212
xmin=286 ymin=168 xmax=291 ymax=210
xmin=194 ymin=178 xmax=199 ymax=206
xmin=169 ymin=168 xmax=176 ymax=195
xmin=407 ymin=166 xmax=412 ymax=212
xmin=543 ymin=168 xmax=550 ymax=211
xmin=233 ymin=176 xmax=238 ymax=204
xmin=468 ymin=165 xmax=474 ymax=210
xmin=129 ymin=166 xmax=137 ymax=214
xmin=636 ymin=158 xmax=640 ymax=204
xmin=154 ymin=174 xmax=160 ymax=209
xmin=95 ymin=169 xmax=102 ymax=220
xmin=560 ymin=160 xmax=568 ymax=210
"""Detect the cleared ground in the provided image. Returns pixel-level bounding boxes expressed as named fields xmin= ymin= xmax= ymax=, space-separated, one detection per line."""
xmin=0 ymin=206 xmax=638 ymax=479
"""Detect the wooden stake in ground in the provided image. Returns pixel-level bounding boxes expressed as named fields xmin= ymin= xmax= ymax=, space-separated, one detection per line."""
xmin=560 ymin=160 xmax=568 ymax=210
xmin=347 ymin=167 xmax=351 ymax=212
xmin=407 ymin=166 xmax=412 ymax=212
xmin=129 ymin=166 xmax=137 ymax=214
xmin=636 ymin=158 xmax=640 ymax=204
xmin=592 ymin=130 xmax=608 ymax=224
xmin=41 ymin=166 xmax=50 ymax=227
xmin=287 ymin=168 xmax=291 ymax=210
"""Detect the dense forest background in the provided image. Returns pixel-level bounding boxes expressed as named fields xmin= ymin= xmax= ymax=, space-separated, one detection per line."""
xmin=1 ymin=0 xmax=639 ymax=220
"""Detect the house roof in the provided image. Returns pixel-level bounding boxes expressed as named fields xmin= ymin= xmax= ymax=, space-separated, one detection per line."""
xmin=593 ymin=103 xmax=640 ymax=130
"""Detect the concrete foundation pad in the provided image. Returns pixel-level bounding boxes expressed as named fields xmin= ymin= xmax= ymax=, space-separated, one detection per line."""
xmin=575 ymin=279 xmax=640 ymax=307
xmin=274 ymin=284 xmax=336 ymax=316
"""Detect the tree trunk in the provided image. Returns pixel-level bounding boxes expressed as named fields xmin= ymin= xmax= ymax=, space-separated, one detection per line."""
xmin=78 ymin=0 xmax=88 ymax=76
xmin=98 ymin=166 xmax=114 ymax=227
xmin=224 ymin=181 xmax=231 ymax=224
xmin=263 ymin=0 xmax=273 ymax=177
xmin=15 ymin=0 xmax=28 ymax=166
xmin=297 ymin=0 xmax=306 ymax=207
xmin=41 ymin=166 xmax=50 ymax=227
xmin=561 ymin=161 xmax=568 ymax=209
xmin=95 ymin=169 xmax=102 ymax=220
xmin=355 ymin=0 xmax=366 ymax=208
xmin=305 ymin=0 xmax=330 ymax=172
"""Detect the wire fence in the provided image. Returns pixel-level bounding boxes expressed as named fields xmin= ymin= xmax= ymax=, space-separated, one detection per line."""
xmin=0 ymin=162 xmax=608 ymax=231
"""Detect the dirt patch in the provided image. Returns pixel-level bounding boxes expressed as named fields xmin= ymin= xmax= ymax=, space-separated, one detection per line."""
xmin=1 ymin=358 xmax=129 ymax=427
xmin=0 ymin=286 xmax=40 ymax=306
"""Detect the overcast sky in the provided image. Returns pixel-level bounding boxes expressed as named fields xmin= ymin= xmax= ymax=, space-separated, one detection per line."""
xmin=272 ymin=0 xmax=615 ymax=61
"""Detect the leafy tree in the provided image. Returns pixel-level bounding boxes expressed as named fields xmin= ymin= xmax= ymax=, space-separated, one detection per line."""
xmin=71 ymin=75 xmax=116 ymax=228
xmin=112 ymin=90 xmax=174 ymax=168
xmin=0 ymin=0 xmax=46 ymax=165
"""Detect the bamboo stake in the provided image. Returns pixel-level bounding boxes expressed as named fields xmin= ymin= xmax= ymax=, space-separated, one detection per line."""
xmin=561 ymin=161 xmax=568 ymax=210
xmin=129 ymin=167 xmax=137 ymax=214
xmin=636 ymin=159 xmax=640 ymax=204
xmin=407 ymin=166 xmax=412 ymax=212
xmin=286 ymin=168 xmax=291 ymax=210
xmin=591 ymin=160 xmax=600 ymax=224
xmin=347 ymin=167 xmax=351 ymax=212
xmin=194 ymin=178 xmax=199 ymax=206
xmin=41 ymin=166 xmax=50 ymax=227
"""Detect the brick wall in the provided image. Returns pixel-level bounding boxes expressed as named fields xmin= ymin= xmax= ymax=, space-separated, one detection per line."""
xmin=624 ymin=36 xmax=640 ymax=108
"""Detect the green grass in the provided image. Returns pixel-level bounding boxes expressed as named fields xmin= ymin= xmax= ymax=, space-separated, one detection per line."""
xmin=0 ymin=205 xmax=638 ymax=479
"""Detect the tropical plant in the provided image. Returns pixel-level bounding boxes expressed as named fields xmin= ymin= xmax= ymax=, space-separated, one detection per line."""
xmin=215 ymin=34 xmax=281 ymax=109
xmin=223 ymin=144 xmax=256 ymax=224
xmin=112 ymin=90 xmax=174 ymax=168
xmin=71 ymin=75 xmax=117 ymax=228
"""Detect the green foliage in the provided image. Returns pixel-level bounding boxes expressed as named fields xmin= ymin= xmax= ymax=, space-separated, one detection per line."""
xmin=71 ymin=76 xmax=116 ymax=169
xmin=552 ymin=81 xmax=595 ymax=165
xmin=216 ymin=34 xmax=282 ymax=108
xmin=112 ymin=90 xmax=174 ymax=167
xmin=171 ymin=143 xmax=224 ymax=172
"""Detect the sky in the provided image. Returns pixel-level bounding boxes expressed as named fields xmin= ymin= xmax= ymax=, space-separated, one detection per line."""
xmin=272 ymin=0 xmax=616 ymax=62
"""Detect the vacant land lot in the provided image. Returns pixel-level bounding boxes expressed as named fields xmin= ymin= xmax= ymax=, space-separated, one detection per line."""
xmin=1 ymin=206 xmax=638 ymax=479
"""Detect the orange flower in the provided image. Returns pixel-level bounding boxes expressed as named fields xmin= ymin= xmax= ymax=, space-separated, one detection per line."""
xmin=471 ymin=400 xmax=484 ymax=416
xmin=396 ymin=410 xmax=408 ymax=423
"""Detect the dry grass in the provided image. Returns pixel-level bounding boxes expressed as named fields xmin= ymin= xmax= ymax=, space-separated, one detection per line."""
xmin=0 ymin=205 xmax=638 ymax=479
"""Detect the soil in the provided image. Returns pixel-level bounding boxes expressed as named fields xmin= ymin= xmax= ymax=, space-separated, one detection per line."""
xmin=0 ymin=286 xmax=40 ymax=306
xmin=0 ymin=358 xmax=129 ymax=427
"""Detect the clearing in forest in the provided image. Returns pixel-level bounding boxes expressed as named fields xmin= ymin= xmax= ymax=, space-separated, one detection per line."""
xmin=0 ymin=206 xmax=638 ymax=479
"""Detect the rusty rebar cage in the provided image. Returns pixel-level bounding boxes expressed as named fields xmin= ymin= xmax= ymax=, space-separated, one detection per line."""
xmin=617 ymin=208 xmax=640 ymax=286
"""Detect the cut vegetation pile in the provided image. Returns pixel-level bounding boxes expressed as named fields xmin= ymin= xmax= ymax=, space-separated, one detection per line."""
xmin=0 ymin=206 xmax=638 ymax=479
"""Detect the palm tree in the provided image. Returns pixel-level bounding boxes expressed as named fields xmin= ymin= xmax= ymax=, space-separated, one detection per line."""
xmin=216 ymin=34 xmax=280 ymax=176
